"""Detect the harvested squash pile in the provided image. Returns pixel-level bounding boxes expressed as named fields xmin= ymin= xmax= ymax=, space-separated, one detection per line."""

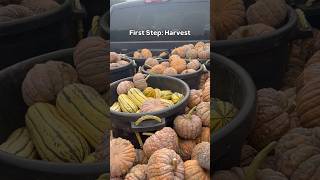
xmin=171 ymin=41 xmax=210 ymax=60
xmin=110 ymin=73 xmax=185 ymax=113
xmin=132 ymin=48 xmax=168 ymax=60
xmin=212 ymin=0 xmax=287 ymax=40
xmin=0 ymin=37 xmax=110 ymax=164
xmin=0 ymin=0 xmax=60 ymax=22
xmin=109 ymin=78 xmax=211 ymax=179
xmin=110 ymin=52 xmax=130 ymax=70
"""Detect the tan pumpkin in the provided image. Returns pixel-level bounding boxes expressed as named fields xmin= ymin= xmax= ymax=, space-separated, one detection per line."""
xmin=187 ymin=59 xmax=201 ymax=70
xmin=228 ymin=24 xmax=275 ymax=40
xmin=296 ymin=78 xmax=320 ymax=128
xmin=212 ymin=0 xmax=246 ymax=39
xmin=170 ymin=58 xmax=187 ymax=73
xmin=117 ymin=81 xmax=135 ymax=95
xmin=0 ymin=4 xmax=33 ymax=21
xmin=141 ymin=48 xmax=152 ymax=58
xmin=192 ymin=142 xmax=210 ymax=171
xmin=186 ymin=49 xmax=198 ymax=59
xmin=200 ymin=73 xmax=210 ymax=90
xmin=140 ymin=99 xmax=169 ymax=113
xmin=178 ymin=139 xmax=197 ymax=161
xmin=184 ymin=160 xmax=210 ymax=180
xmin=150 ymin=64 xmax=165 ymax=74
xmin=246 ymin=0 xmax=288 ymax=27
xmin=110 ymin=52 xmax=121 ymax=63
xmin=124 ymin=164 xmax=147 ymax=180
xmin=174 ymin=106 xmax=202 ymax=139
xmin=196 ymin=127 xmax=210 ymax=144
xmin=147 ymin=148 xmax=184 ymax=180
xmin=133 ymin=51 xmax=143 ymax=59
xmin=169 ymin=54 xmax=182 ymax=62
xmin=163 ymin=67 xmax=178 ymax=75
xmin=22 ymin=61 xmax=78 ymax=106
xmin=143 ymin=127 xmax=179 ymax=157
xmin=196 ymin=102 xmax=210 ymax=127
xmin=198 ymin=49 xmax=210 ymax=59
xmin=188 ymin=89 xmax=202 ymax=108
xmin=248 ymin=88 xmax=296 ymax=150
xmin=202 ymin=85 xmax=210 ymax=102
xmin=133 ymin=73 xmax=148 ymax=91
xmin=144 ymin=58 xmax=159 ymax=67
xmin=172 ymin=47 xmax=186 ymax=58
xmin=195 ymin=41 xmax=206 ymax=50
xmin=73 ymin=37 xmax=107 ymax=92
xmin=110 ymin=138 xmax=136 ymax=177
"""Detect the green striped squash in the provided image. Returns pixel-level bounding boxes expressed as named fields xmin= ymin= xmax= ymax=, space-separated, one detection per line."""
xmin=26 ymin=103 xmax=90 ymax=162
xmin=56 ymin=83 xmax=110 ymax=148
xmin=0 ymin=127 xmax=37 ymax=159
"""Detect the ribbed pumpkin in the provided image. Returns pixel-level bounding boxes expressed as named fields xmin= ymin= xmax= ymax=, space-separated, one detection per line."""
xmin=170 ymin=58 xmax=187 ymax=73
xmin=249 ymin=88 xmax=296 ymax=150
xmin=117 ymin=81 xmax=135 ymax=95
xmin=296 ymin=78 xmax=320 ymax=128
xmin=73 ymin=37 xmax=107 ymax=92
xmin=22 ymin=61 xmax=78 ymax=106
xmin=186 ymin=49 xmax=198 ymax=59
xmin=178 ymin=139 xmax=197 ymax=161
xmin=143 ymin=127 xmax=179 ymax=157
xmin=174 ymin=106 xmax=202 ymax=140
xmin=133 ymin=73 xmax=148 ymax=91
xmin=188 ymin=89 xmax=202 ymax=108
xmin=198 ymin=49 xmax=210 ymax=59
xmin=140 ymin=99 xmax=169 ymax=113
xmin=20 ymin=0 xmax=60 ymax=14
xmin=141 ymin=48 xmax=152 ymax=59
xmin=211 ymin=99 xmax=238 ymax=132
xmin=212 ymin=0 xmax=246 ymax=40
xmin=246 ymin=0 xmax=288 ymax=27
xmin=0 ymin=4 xmax=33 ymax=22
xmin=196 ymin=102 xmax=210 ymax=127
xmin=172 ymin=47 xmax=186 ymax=58
xmin=111 ymin=138 xmax=136 ymax=177
xmin=147 ymin=148 xmax=184 ymax=180
xmin=26 ymin=103 xmax=90 ymax=162
xmin=145 ymin=57 xmax=159 ymax=67
xmin=192 ymin=142 xmax=210 ymax=171
xmin=150 ymin=64 xmax=165 ymax=74
xmin=163 ymin=67 xmax=178 ymax=75
xmin=275 ymin=127 xmax=320 ymax=179
xmin=187 ymin=59 xmax=201 ymax=70
xmin=184 ymin=160 xmax=210 ymax=180
xmin=228 ymin=23 xmax=275 ymax=40
xmin=196 ymin=127 xmax=210 ymax=144
xmin=125 ymin=164 xmax=147 ymax=180
xmin=56 ymin=83 xmax=110 ymax=148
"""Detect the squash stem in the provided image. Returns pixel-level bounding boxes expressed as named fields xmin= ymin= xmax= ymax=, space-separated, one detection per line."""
xmin=145 ymin=74 xmax=151 ymax=81
xmin=135 ymin=132 xmax=144 ymax=148
xmin=142 ymin=132 xmax=154 ymax=136
xmin=244 ymin=141 xmax=277 ymax=180
xmin=187 ymin=106 xmax=197 ymax=119
xmin=172 ymin=158 xmax=177 ymax=171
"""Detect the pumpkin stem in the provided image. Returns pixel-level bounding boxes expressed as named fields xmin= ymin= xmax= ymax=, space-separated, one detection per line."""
xmin=145 ymin=74 xmax=151 ymax=81
xmin=142 ymin=132 xmax=154 ymax=136
xmin=187 ymin=106 xmax=197 ymax=118
xmin=145 ymin=64 xmax=152 ymax=69
xmin=135 ymin=132 xmax=144 ymax=148
xmin=134 ymin=115 xmax=162 ymax=126
xmin=172 ymin=158 xmax=178 ymax=171
xmin=244 ymin=141 xmax=277 ymax=180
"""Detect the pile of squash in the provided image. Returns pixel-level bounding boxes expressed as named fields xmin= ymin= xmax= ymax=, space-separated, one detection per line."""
xmin=0 ymin=0 xmax=60 ymax=22
xmin=109 ymin=75 xmax=211 ymax=179
xmin=0 ymin=37 xmax=110 ymax=164
xmin=212 ymin=1 xmax=320 ymax=177
xmin=212 ymin=0 xmax=288 ymax=40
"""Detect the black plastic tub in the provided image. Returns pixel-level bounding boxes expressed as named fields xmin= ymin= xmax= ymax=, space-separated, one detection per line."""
xmin=0 ymin=0 xmax=74 ymax=70
xmin=110 ymin=75 xmax=190 ymax=147
xmin=140 ymin=59 xmax=204 ymax=89
xmin=126 ymin=50 xmax=170 ymax=68
xmin=296 ymin=3 xmax=320 ymax=28
xmin=212 ymin=53 xmax=256 ymax=170
xmin=0 ymin=48 xmax=107 ymax=180
xmin=214 ymin=7 xmax=297 ymax=89
xmin=110 ymin=57 xmax=136 ymax=83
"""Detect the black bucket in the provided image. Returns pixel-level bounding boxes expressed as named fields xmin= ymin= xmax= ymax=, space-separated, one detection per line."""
xmin=0 ymin=48 xmax=107 ymax=179
xmin=110 ymin=57 xmax=136 ymax=83
xmin=0 ymin=0 xmax=74 ymax=70
xmin=214 ymin=7 xmax=297 ymax=89
xmin=212 ymin=53 xmax=256 ymax=170
xmin=296 ymin=3 xmax=320 ymax=28
xmin=140 ymin=59 xmax=204 ymax=89
xmin=126 ymin=50 xmax=170 ymax=68
xmin=110 ymin=75 xmax=190 ymax=148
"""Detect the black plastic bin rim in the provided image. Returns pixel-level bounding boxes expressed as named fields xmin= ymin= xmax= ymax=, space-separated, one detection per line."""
xmin=0 ymin=48 xmax=108 ymax=174
xmin=212 ymin=53 xmax=256 ymax=142
xmin=213 ymin=6 xmax=297 ymax=47
xmin=110 ymin=75 xmax=190 ymax=117
xmin=0 ymin=0 xmax=71 ymax=35
xmin=141 ymin=60 xmax=204 ymax=78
